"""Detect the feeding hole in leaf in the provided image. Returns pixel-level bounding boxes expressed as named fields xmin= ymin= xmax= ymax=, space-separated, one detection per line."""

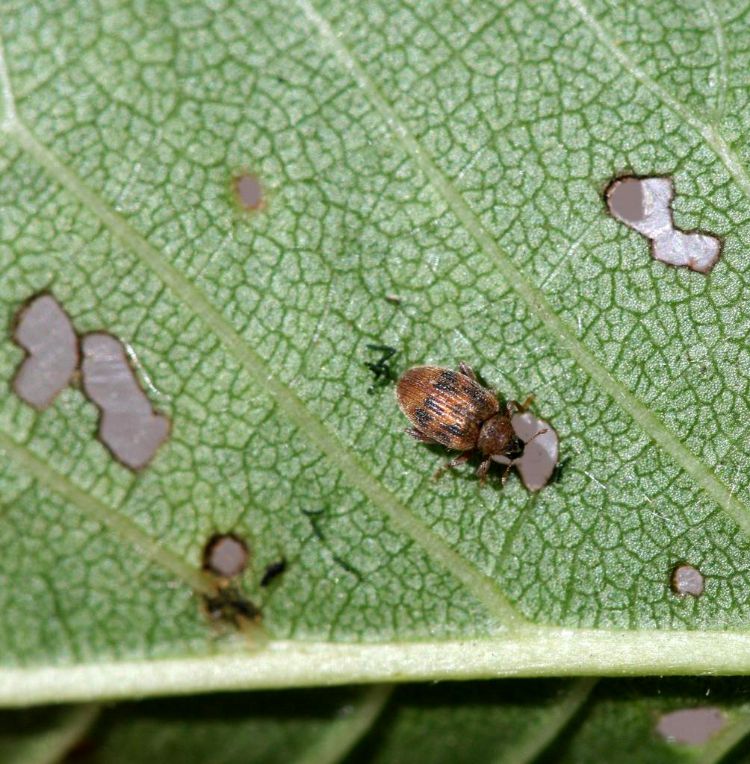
xmin=80 ymin=332 xmax=170 ymax=471
xmin=605 ymin=176 xmax=722 ymax=273
xmin=201 ymin=533 xmax=262 ymax=630
xmin=203 ymin=533 xmax=249 ymax=579
xmin=670 ymin=562 xmax=705 ymax=597
xmin=233 ymin=173 xmax=264 ymax=211
xmin=656 ymin=707 xmax=725 ymax=745
xmin=492 ymin=412 xmax=559 ymax=491
xmin=11 ymin=293 xmax=78 ymax=410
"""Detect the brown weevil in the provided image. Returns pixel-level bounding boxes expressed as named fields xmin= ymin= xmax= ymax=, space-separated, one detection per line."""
xmin=395 ymin=363 xmax=544 ymax=482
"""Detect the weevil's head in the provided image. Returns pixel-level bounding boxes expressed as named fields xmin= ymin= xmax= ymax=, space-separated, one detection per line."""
xmin=477 ymin=414 xmax=523 ymax=459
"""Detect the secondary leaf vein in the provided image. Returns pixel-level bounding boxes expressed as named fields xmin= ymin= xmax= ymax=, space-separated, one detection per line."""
xmin=566 ymin=0 xmax=750 ymax=199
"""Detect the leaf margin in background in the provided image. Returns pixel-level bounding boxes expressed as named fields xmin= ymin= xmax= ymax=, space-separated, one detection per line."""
xmin=10 ymin=677 xmax=750 ymax=764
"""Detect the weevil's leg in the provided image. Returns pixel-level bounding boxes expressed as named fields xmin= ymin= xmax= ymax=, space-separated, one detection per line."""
xmin=458 ymin=362 xmax=476 ymax=380
xmin=507 ymin=394 xmax=535 ymax=416
xmin=476 ymin=458 xmax=492 ymax=484
xmin=500 ymin=460 xmax=516 ymax=486
xmin=405 ymin=427 xmax=435 ymax=443
xmin=433 ymin=452 xmax=471 ymax=479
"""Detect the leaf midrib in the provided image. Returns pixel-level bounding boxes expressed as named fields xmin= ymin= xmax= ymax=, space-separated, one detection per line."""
xmin=9 ymin=630 xmax=750 ymax=707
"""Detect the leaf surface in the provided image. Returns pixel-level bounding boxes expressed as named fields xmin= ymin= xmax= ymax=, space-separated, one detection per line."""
xmin=2 ymin=0 xmax=750 ymax=702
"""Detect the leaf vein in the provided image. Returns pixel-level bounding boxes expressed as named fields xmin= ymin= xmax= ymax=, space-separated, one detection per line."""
xmin=489 ymin=678 xmax=596 ymax=764
xmin=293 ymin=684 xmax=393 ymax=764
xmin=703 ymin=0 xmax=729 ymax=121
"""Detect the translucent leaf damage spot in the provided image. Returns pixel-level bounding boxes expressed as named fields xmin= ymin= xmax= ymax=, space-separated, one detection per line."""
xmin=233 ymin=173 xmax=264 ymax=211
xmin=203 ymin=533 xmax=249 ymax=579
xmin=11 ymin=294 xmax=78 ymax=409
xmin=606 ymin=177 xmax=721 ymax=273
xmin=671 ymin=563 xmax=705 ymax=597
xmin=656 ymin=707 xmax=725 ymax=745
xmin=80 ymin=332 xmax=170 ymax=470
xmin=492 ymin=412 xmax=559 ymax=491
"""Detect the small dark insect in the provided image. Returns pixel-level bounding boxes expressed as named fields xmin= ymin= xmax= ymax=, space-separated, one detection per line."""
xmin=365 ymin=344 xmax=398 ymax=393
xmin=396 ymin=363 xmax=544 ymax=482
xmin=260 ymin=558 xmax=287 ymax=587
xmin=203 ymin=585 xmax=261 ymax=628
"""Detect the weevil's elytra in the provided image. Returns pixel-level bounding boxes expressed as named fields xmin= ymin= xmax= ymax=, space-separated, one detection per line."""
xmin=396 ymin=363 xmax=542 ymax=483
xmin=396 ymin=366 xmax=498 ymax=451
xmin=433 ymin=370 xmax=460 ymax=394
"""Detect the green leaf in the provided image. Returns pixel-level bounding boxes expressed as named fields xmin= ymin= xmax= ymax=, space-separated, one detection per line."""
xmin=77 ymin=688 xmax=391 ymax=764
xmin=2 ymin=0 xmax=750 ymax=704
xmin=549 ymin=678 xmax=750 ymax=764
xmin=0 ymin=703 xmax=99 ymax=764
xmin=5 ymin=679 xmax=750 ymax=763
xmin=1 ymin=681 xmax=590 ymax=764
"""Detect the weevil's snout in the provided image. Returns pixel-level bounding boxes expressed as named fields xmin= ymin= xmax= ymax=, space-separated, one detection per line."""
xmin=477 ymin=414 xmax=520 ymax=458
